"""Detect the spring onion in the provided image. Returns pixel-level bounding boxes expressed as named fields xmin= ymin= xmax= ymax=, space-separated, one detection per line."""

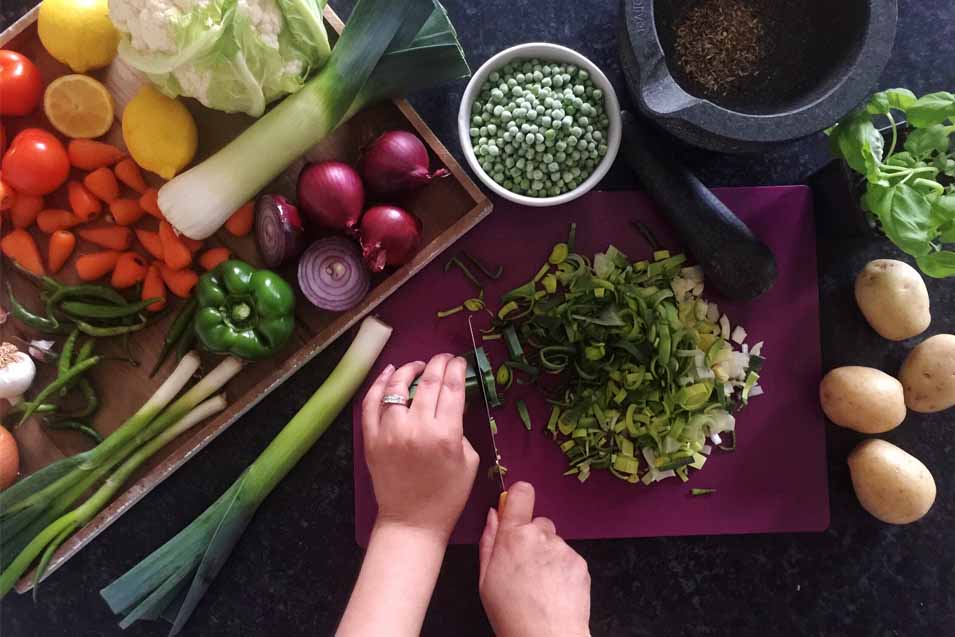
xmin=161 ymin=0 xmax=470 ymax=239
xmin=494 ymin=227 xmax=765 ymax=486
xmin=101 ymin=317 xmax=393 ymax=634
xmin=0 ymin=355 xmax=241 ymax=583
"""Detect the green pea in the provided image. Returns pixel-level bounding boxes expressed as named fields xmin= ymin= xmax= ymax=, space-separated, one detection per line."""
xmin=573 ymin=85 xmax=585 ymax=96
xmin=472 ymin=115 xmax=483 ymax=126
xmin=525 ymin=132 xmax=535 ymax=144
xmin=469 ymin=127 xmax=479 ymax=138
xmin=493 ymin=105 xmax=504 ymax=116
xmin=501 ymin=111 xmax=513 ymax=122
xmin=598 ymin=144 xmax=608 ymax=156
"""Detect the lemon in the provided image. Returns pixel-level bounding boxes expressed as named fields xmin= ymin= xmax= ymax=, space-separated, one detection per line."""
xmin=38 ymin=0 xmax=119 ymax=73
xmin=44 ymin=74 xmax=115 ymax=139
xmin=122 ymin=85 xmax=198 ymax=180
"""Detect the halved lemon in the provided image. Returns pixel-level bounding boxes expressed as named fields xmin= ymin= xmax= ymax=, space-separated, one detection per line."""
xmin=43 ymin=74 xmax=115 ymax=139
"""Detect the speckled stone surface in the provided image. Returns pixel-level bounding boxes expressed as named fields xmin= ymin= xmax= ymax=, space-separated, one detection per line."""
xmin=2 ymin=1 xmax=955 ymax=636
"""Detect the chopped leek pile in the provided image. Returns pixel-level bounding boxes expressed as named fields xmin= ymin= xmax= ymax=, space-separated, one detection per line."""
xmin=494 ymin=226 xmax=765 ymax=486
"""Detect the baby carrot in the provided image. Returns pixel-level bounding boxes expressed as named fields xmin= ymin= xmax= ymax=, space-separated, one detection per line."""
xmin=67 ymin=180 xmax=102 ymax=221
xmin=1 ymin=229 xmax=45 ymax=275
xmin=158 ymin=263 xmax=199 ymax=298
xmin=83 ymin=167 xmax=120 ymax=203
xmin=114 ymin=158 xmax=149 ymax=194
xmin=181 ymin=236 xmax=203 ymax=253
xmin=135 ymin=229 xmax=164 ymax=261
xmin=111 ymin=252 xmax=148 ymax=288
xmin=77 ymin=225 xmax=133 ymax=251
xmin=142 ymin=263 xmax=167 ymax=312
xmin=48 ymin=230 xmax=76 ymax=274
xmin=37 ymin=209 xmax=82 ymax=234
xmin=110 ymin=198 xmax=145 ymax=226
xmin=224 ymin=201 xmax=254 ymax=236
xmin=10 ymin=193 xmax=43 ymax=229
xmin=68 ymin=140 xmax=124 ymax=171
xmin=75 ymin=251 xmax=121 ymax=282
xmin=139 ymin=188 xmax=163 ymax=219
xmin=159 ymin=221 xmax=192 ymax=270
xmin=0 ymin=178 xmax=14 ymax=212
xmin=198 ymin=247 xmax=231 ymax=271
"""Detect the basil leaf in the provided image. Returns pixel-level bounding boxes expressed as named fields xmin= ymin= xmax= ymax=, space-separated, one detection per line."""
xmin=904 ymin=124 xmax=952 ymax=158
xmin=866 ymin=88 xmax=917 ymax=114
xmin=906 ymin=92 xmax=955 ymax=128
xmin=831 ymin=117 xmax=885 ymax=176
xmin=886 ymin=151 xmax=918 ymax=168
xmin=916 ymin=250 xmax=955 ymax=278
xmin=876 ymin=184 xmax=936 ymax=257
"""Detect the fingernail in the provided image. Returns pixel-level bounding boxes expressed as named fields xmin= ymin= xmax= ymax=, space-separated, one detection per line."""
xmin=382 ymin=364 xmax=395 ymax=375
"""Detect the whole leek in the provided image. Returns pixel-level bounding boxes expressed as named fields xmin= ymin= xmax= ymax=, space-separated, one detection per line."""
xmin=101 ymin=317 xmax=394 ymax=634
xmin=161 ymin=0 xmax=470 ymax=239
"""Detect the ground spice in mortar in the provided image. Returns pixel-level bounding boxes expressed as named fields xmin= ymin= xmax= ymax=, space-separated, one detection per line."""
xmin=674 ymin=0 xmax=768 ymax=96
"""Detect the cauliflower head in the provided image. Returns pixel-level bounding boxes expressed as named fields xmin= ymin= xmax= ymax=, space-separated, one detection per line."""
xmin=109 ymin=0 xmax=330 ymax=116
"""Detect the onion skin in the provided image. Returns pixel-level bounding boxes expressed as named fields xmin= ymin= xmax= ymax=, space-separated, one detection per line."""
xmin=359 ymin=205 xmax=423 ymax=273
xmin=255 ymin=194 xmax=306 ymax=268
xmin=359 ymin=130 xmax=450 ymax=196
xmin=298 ymin=238 xmax=370 ymax=312
xmin=297 ymin=161 xmax=365 ymax=234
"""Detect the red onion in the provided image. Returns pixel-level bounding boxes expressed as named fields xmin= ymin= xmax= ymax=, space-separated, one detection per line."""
xmin=358 ymin=205 xmax=422 ymax=273
xmin=255 ymin=194 xmax=306 ymax=268
xmin=358 ymin=130 xmax=450 ymax=196
xmin=298 ymin=238 xmax=370 ymax=311
xmin=297 ymin=161 xmax=365 ymax=234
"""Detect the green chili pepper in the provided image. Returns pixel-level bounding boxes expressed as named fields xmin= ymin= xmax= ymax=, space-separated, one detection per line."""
xmin=174 ymin=321 xmax=197 ymax=361
xmin=73 ymin=378 xmax=100 ymax=419
xmin=5 ymin=284 xmax=71 ymax=334
xmin=45 ymin=284 xmax=127 ymax=318
xmin=76 ymin=317 xmax=147 ymax=337
xmin=45 ymin=420 xmax=103 ymax=445
xmin=60 ymin=298 xmax=163 ymax=320
xmin=150 ymin=298 xmax=199 ymax=377
xmin=18 ymin=356 xmax=102 ymax=425
xmin=194 ymin=260 xmax=295 ymax=360
xmin=58 ymin=329 xmax=80 ymax=380
xmin=8 ymin=402 xmax=57 ymax=416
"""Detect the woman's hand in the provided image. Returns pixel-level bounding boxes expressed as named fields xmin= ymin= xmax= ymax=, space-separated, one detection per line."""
xmin=361 ymin=354 xmax=481 ymax=540
xmin=478 ymin=482 xmax=592 ymax=637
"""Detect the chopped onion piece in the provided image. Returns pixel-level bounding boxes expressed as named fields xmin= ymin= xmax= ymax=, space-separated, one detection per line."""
xmin=719 ymin=314 xmax=731 ymax=340
xmin=731 ymin=326 xmax=748 ymax=344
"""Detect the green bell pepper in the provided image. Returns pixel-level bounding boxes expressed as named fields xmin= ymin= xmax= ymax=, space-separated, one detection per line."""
xmin=195 ymin=260 xmax=296 ymax=360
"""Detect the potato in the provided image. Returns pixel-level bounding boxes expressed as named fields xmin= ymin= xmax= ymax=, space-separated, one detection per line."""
xmin=819 ymin=366 xmax=906 ymax=433
xmin=854 ymin=259 xmax=930 ymax=341
xmin=848 ymin=439 xmax=936 ymax=524
xmin=899 ymin=334 xmax=955 ymax=413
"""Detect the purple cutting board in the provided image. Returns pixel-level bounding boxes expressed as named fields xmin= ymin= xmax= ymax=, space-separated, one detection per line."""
xmin=352 ymin=187 xmax=828 ymax=546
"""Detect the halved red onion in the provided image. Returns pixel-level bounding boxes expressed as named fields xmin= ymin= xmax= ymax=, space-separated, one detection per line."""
xmin=298 ymin=237 xmax=370 ymax=311
xmin=255 ymin=194 xmax=306 ymax=268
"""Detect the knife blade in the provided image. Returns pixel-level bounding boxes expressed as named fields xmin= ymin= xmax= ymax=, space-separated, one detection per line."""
xmin=468 ymin=315 xmax=508 ymax=511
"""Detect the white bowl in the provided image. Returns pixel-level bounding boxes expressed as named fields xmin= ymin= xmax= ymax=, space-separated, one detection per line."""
xmin=458 ymin=43 xmax=622 ymax=208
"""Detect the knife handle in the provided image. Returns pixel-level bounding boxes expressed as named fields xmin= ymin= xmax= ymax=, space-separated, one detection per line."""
xmin=498 ymin=491 xmax=508 ymax=512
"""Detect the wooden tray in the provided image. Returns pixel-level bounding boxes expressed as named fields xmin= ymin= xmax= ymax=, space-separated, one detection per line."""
xmin=0 ymin=4 xmax=491 ymax=593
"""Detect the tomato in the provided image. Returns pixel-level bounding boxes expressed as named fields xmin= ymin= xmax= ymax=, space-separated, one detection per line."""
xmin=2 ymin=128 xmax=70 ymax=195
xmin=0 ymin=50 xmax=43 ymax=116
xmin=0 ymin=122 xmax=5 ymax=156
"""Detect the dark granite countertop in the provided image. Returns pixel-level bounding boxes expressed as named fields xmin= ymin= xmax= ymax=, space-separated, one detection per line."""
xmin=3 ymin=1 xmax=954 ymax=635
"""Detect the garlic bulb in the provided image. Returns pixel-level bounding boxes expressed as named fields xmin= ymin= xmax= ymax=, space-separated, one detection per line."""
xmin=0 ymin=342 xmax=36 ymax=402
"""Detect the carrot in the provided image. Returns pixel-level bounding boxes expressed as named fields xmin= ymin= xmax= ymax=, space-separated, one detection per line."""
xmin=77 ymin=225 xmax=133 ymax=251
xmin=111 ymin=252 xmax=148 ymax=288
xmin=181 ymin=236 xmax=203 ymax=253
xmin=224 ymin=201 xmax=255 ymax=236
xmin=48 ymin=230 xmax=76 ymax=274
xmin=110 ymin=198 xmax=145 ymax=226
xmin=159 ymin=221 xmax=192 ymax=270
xmin=37 ymin=209 xmax=82 ymax=234
xmin=67 ymin=180 xmax=102 ymax=221
xmin=142 ymin=263 xmax=167 ymax=312
xmin=1 ymin=229 xmax=45 ymax=276
xmin=135 ymin=229 xmax=164 ymax=261
xmin=139 ymin=188 xmax=163 ymax=219
xmin=199 ymin=247 xmax=231 ymax=271
xmin=75 ymin=251 xmax=121 ymax=282
xmin=158 ymin=263 xmax=199 ymax=298
xmin=114 ymin=158 xmax=149 ymax=194
xmin=83 ymin=167 xmax=120 ymax=203
xmin=9 ymin=193 xmax=43 ymax=229
xmin=0 ymin=179 xmax=14 ymax=212
xmin=68 ymin=140 xmax=124 ymax=171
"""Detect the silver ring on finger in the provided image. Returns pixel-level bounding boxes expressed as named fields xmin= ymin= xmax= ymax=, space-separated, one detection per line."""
xmin=381 ymin=394 xmax=409 ymax=407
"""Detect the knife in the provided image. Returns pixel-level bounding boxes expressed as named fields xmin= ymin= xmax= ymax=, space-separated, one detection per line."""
xmin=468 ymin=315 xmax=508 ymax=512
